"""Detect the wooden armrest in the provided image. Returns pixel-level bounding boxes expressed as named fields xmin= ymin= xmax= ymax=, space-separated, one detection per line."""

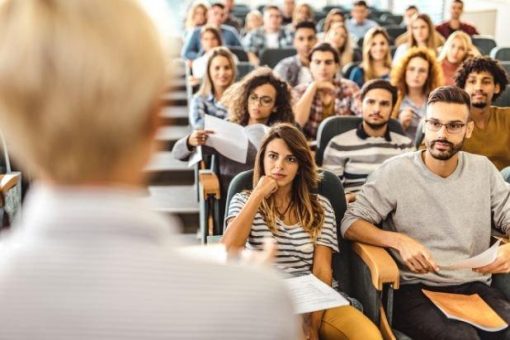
xmin=379 ymin=306 xmax=396 ymax=340
xmin=352 ymin=242 xmax=400 ymax=290
xmin=493 ymin=235 xmax=510 ymax=244
xmin=0 ymin=173 xmax=20 ymax=193
xmin=198 ymin=170 xmax=220 ymax=199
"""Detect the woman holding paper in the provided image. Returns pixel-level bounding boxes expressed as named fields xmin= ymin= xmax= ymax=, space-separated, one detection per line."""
xmin=222 ymin=124 xmax=382 ymax=340
xmin=173 ymin=67 xmax=295 ymax=213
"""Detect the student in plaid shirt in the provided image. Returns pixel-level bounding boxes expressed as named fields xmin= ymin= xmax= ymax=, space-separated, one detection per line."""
xmin=242 ymin=5 xmax=293 ymax=65
xmin=293 ymin=42 xmax=360 ymax=140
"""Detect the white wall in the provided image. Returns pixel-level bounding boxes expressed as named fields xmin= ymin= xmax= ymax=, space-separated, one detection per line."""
xmin=463 ymin=0 xmax=510 ymax=46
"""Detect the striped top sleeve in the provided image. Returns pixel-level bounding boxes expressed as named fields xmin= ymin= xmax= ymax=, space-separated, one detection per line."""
xmin=226 ymin=192 xmax=339 ymax=275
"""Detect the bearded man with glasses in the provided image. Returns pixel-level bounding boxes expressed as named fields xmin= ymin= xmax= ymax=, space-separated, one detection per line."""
xmin=340 ymin=86 xmax=510 ymax=340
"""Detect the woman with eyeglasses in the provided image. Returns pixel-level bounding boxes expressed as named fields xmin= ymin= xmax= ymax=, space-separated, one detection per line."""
xmin=390 ymin=47 xmax=443 ymax=139
xmin=173 ymin=67 xmax=295 ymax=215
xmin=222 ymin=123 xmax=382 ymax=340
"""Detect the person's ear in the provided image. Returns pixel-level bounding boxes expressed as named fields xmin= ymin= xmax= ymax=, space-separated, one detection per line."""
xmin=494 ymin=83 xmax=501 ymax=96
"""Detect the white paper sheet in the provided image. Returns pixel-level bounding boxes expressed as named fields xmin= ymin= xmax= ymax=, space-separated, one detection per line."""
xmin=441 ymin=241 xmax=501 ymax=270
xmin=187 ymin=146 xmax=202 ymax=167
xmin=244 ymin=124 xmax=269 ymax=149
xmin=284 ymin=274 xmax=349 ymax=314
xmin=204 ymin=115 xmax=248 ymax=163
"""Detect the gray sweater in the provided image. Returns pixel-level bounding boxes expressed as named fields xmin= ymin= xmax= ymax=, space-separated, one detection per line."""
xmin=341 ymin=151 xmax=510 ymax=286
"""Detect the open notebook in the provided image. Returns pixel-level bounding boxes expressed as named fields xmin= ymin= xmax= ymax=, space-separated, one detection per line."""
xmin=422 ymin=289 xmax=508 ymax=332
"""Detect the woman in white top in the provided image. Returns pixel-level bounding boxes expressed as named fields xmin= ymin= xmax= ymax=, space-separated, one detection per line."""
xmin=191 ymin=26 xmax=223 ymax=82
xmin=222 ymin=123 xmax=382 ymax=340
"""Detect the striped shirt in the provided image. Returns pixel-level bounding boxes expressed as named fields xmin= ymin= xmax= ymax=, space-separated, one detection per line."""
xmin=0 ymin=185 xmax=299 ymax=340
xmin=226 ymin=192 xmax=338 ymax=275
xmin=322 ymin=124 xmax=414 ymax=193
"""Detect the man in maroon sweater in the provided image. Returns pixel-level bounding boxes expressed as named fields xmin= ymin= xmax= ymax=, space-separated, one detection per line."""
xmin=436 ymin=0 xmax=479 ymax=39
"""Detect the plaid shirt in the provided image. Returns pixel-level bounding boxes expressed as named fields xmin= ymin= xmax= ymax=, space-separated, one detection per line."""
xmin=189 ymin=93 xmax=227 ymax=129
xmin=293 ymin=79 xmax=360 ymax=140
xmin=242 ymin=27 xmax=293 ymax=56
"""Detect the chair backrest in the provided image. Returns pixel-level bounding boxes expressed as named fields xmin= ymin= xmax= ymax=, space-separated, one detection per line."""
xmin=236 ymin=61 xmax=255 ymax=80
xmin=472 ymin=35 xmax=497 ymax=56
xmin=259 ymin=48 xmax=297 ymax=68
xmin=493 ymin=84 xmax=510 ymax=107
xmin=224 ymin=169 xmax=354 ymax=293
xmin=380 ymin=14 xmax=403 ymax=26
xmin=499 ymin=61 xmax=510 ymax=76
xmin=315 ymin=116 xmax=406 ymax=166
xmin=414 ymin=119 xmax=425 ymax=149
xmin=228 ymin=46 xmax=249 ymax=62
xmin=385 ymin=25 xmax=406 ymax=41
xmin=231 ymin=4 xmax=250 ymax=19
xmin=352 ymin=47 xmax=362 ymax=62
xmin=491 ymin=47 xmax=510 ymax=61
xmin=341 ymin=61 xmax=361 ymax=79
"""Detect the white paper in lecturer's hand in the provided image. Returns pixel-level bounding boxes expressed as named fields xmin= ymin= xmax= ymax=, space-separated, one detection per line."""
xmin=441 ymin=240 xmax=501 ymax=269
xmin=204 ymin=115 xmax=248 ymax=163
xmin=284 ymin=274 xmax=349 ymax=314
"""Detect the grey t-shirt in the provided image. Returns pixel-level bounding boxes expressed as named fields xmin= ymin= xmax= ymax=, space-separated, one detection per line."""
xmin=341 ymin=151 xmax=510 ymax=286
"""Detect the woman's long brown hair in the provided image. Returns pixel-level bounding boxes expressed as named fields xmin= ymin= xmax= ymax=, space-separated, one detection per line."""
xmin=252 ymin=123 xmax=324 ymax=241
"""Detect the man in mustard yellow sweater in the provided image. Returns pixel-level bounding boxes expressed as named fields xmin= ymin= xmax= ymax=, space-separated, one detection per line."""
xmin=455 ymin=56 xmax=510 ymax=170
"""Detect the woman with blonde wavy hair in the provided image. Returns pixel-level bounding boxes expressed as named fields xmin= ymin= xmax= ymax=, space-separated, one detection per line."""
xmin=349 ymin=26 xmax=392 ymax=87
xmin=438 ymin=31 xmax=480 ymax=85
xmin=391 ymin=47 xmax=443 ymax=139
xmin=184 ymin=2 xmax=208 ymax=35
xmin=173 ymin=67 xmax=295 ymax=216
xmin=324 ymin=22 xmax=354 ymax=68
xmin=223 ymin=123 xmax=382 ymax=340
xmin=188 ymin=46 xmax=236 ymax=129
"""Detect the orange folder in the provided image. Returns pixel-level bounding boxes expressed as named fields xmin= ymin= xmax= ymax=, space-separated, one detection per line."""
xmin=422 ymin=289 xmax=508 ymax=332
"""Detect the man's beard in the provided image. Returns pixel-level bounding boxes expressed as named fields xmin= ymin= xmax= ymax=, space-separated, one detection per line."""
xmin=472 ymin=101 xmax=487 ymax=109
xmin=365 ymin=120 xmax=388 ymax=130
xmin=364 ymin=115 xmax=390 ymax=130
xmin=426 ymin=138 xmax=464 ymax=160
xmin=471 ymin=91 xmax=489 ymax=109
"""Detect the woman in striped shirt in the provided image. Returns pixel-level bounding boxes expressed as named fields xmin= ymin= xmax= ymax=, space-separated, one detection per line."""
xmin=222 ymin=123 xmax=381 ymax=340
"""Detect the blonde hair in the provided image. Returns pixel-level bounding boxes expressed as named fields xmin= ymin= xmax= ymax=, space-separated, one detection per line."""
xmin=292 ymin=4 xmax=314 ymax=26
xmin=0 ymin=0 xmax=166 ymax=183
xmin=361 ymin=27 xmax=392 ymax=83
xmin=185 ymin=2 xmax=208 ymax=30
xmin=244 ymin=10 xmax=263 ymax=33
xmin=437 ymin=31 xmax=480 ymax=63
xmin=326 ymin=22 xmax=354 ymax=67
xmin=197 ymin=47 xmax=237 ymax=97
